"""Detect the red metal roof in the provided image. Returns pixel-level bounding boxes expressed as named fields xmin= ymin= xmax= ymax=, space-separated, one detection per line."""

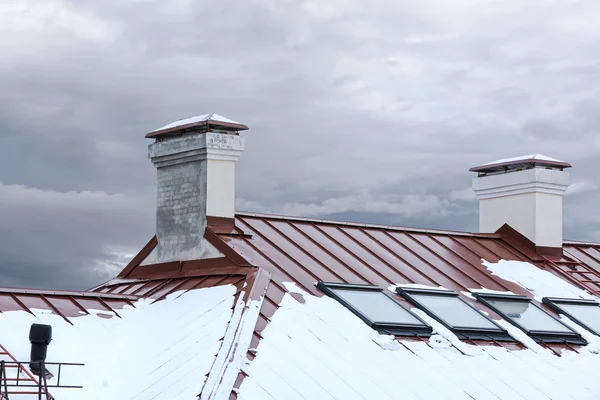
xmin=560 ymin=242 xmax=600 ymax=293
xmin=221 ymin=212 xmax=600 ymax=297
xmin=93 ymin=267 xmax=249 ymax=301
xmin=201 ymin=213 xmax=600 ymax=398
xmin=86 ymin=213 xmax=600 ymax=359
xmin=217 ymin=213 xmax=548 ymax=296
xmin=0 ymin=287 xmax=136 ymax=321
xmin=11 ymin=212 xmax=598 ymax=399
xmin=234 ymin=213 xmax=595 ymax=344
xmin=101 ymin=213 xmax=600 ymax=356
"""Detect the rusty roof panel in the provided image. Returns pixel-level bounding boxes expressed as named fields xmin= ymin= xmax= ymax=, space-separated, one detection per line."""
xmin=343 ymin=228 xmax=434 ymax=284
xmin=95 ymin=274 xmax=248 ymax=299
xmin=222 ymin=213 xmax=600 ymax=323
xmin=0 ymin=288 xmax=135 ymax=318
xmin=230 ymin=215 xmax=527 ymax=298
xmin=548 ymin=244 xmax=600 ymax=295
xmin=565 ymin=245 xmax=600 ymax=271
xmin=92 ymin=252 xmax=253 ymax=302
xmin=92 ymin=212 xmax=598 ymax=399
xmin=43 ymin=296 xmax=86 ymax=316
xmin=0 ymin=294 xmax=25 ymax=313
xmin=226 ymin=213 xmax=600 ymax=300
xmin=11 ymin=294 xmax=48 ymax=311
xmin=210 ymin=213 xmax=600 ymax=399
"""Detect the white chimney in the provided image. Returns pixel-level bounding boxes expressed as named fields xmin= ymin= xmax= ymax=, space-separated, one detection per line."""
xmin=146 ymin=113 xmax=247 ymax=263
xmin=471 ymin=154 xmax=571 ymax=255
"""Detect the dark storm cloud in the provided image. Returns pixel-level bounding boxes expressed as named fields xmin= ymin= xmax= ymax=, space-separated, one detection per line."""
xmin=1 ymin=0 xmax=600 ymax=289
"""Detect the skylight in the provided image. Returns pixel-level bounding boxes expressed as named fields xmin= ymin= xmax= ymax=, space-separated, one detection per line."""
xmin=316 ymin=282 xmax=432 ymax=336
xmin=396 ymin=287 xmax=512 ymax=341
xmin=474 ymin=293 xmax=586 ymax=345
xmin=543 ymin=297 xmax=600 ymax=336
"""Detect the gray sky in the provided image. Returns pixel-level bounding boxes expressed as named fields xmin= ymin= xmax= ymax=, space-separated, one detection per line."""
xmin=1 ymin=0 xmax=599 ymax=290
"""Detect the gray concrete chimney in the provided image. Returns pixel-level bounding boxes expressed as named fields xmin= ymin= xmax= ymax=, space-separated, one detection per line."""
xmin=146 ymin=113 xmax=248 ymax=263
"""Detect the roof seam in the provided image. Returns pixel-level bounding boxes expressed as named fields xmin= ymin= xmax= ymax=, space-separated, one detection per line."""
xmin=405 ymin=231 xmax=489 ymax=289
xmin=423 ymin=233 xmax=514 ymax=291
xmin=436 ymin=235 xmax=515 ymax=292
xmin=288 ymin=220 xmax=371 ymax=284
xmin=264 ymin=218 xmax=348 ymax=282
xmin=336 ymin=224 xmax=414 ymax=284
xmin=358 ymin=227 xmax=438 ymax=286
xmin=256 ymin=217 xmax=341 ymax=283
xmin=39 ymin=294 xmax=73 ymax=326
xmin=382 ymin=230 xmax=469 ymax=290
xmin=233 ymin=218 xmax=315 ymax=293
xmin=312 ymin=223 xmax=399 ymax=285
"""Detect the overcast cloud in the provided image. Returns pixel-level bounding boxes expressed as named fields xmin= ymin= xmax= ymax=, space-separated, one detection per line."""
xmin=1 ymin=0 xmax=599 ymax=290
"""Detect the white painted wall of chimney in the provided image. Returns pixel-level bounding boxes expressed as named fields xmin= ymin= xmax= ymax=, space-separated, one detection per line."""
xmin=206 ymin=160 xmax=236 ymax=218
xmin=478 ymin=195 xmax=536 ymax=239
xmin=473 ymin=168 xmax=570 ymax=248
xmin=535 ymin=192 xmax=564 ymax=247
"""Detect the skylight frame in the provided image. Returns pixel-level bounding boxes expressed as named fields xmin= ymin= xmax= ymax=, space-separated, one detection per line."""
xmin=542 ymin=297 xmax=600 ymax=336
xmin=474 ymin=293 xmax=587 ymax=345
xmin=316 ymin=282 xmax=432 ymax=337
xmin=395 ymin=287 xmax=514 ymax=341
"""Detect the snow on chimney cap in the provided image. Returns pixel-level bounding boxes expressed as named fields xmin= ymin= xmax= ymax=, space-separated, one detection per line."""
xmin=469 ymin=154 xmax=572 ymax=175
xmin=145 ymin=113 xmax=249 ymax=139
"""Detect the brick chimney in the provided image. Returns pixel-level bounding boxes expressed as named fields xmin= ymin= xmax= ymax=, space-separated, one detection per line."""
xmin=146 ymin=113 xmax=248 ymax=263
xmin=470 ymin=154 xmax=571 ymax=256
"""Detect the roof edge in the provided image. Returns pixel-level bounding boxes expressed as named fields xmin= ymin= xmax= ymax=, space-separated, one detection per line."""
xmin=234 ymin=211 xmax=500 ymax=238
xmin=564 ymin=239 xmax=600 ymax=246
xmin=0 ymin=286 xmax=139 ymax=300
xmin=118 ymin=235 xmax=158 ymax=278
xmin=469 ymin=158 xmax=572 ymax=173
xmin=145 ymin=120 xmax=249 ymax=139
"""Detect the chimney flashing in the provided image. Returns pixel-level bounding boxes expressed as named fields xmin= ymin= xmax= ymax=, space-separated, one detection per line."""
xmin=495 ymin=224 xmax=563 ymax=260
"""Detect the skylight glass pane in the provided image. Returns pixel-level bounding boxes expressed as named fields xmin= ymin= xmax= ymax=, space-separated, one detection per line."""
xmin=556 ymin=303 xmax=600 ymax=334
xmin=331 ymin=288 xmax=424 ymax=325
xmin=411 ymin=294 xmax=498 ymax=329
xmin=486 ymin=299 xmax=571 ymax=333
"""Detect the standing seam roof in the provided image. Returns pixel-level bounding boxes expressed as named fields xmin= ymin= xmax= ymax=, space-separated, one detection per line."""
xmin=204 ymin=213 xmax=600 ymax=398
xmin=83 ymin=212 xmax=600 ymax=399
xmin=0 ymin=288 xmax=137 ymax=321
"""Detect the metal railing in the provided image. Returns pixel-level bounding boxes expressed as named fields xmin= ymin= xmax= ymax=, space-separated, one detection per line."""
xmin=0 ymin=360 xmax=84 ymax=400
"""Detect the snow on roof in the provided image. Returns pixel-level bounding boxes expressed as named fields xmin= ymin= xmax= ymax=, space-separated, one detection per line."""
xmin=469 ymin=154 xmax=572 ymax=173
xmin=482 ymin=259 xmax=597 ymax=301
xmin=151 ymin=113 xmax=242 ymax=132
xmin=461 ymin=288 xmax=517 ymax=300
xmin=391 ymin=283 xmax=450 ymax=291
xmin=0 ymin=285 xmax=236 ymax=399
xmin=238 ymin=283 xmax=600 ymax=400
xmin=481 ymin=154 xmax=565 ymax=166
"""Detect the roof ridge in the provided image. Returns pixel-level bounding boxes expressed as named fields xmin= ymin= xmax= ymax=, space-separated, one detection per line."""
xmin=201 ymin=268 xmax=271 ymax=399
xmin=564 ymin=239 xmax=600 ymax=246
xmin=234 ymin=211 xmax=499 ymax=238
